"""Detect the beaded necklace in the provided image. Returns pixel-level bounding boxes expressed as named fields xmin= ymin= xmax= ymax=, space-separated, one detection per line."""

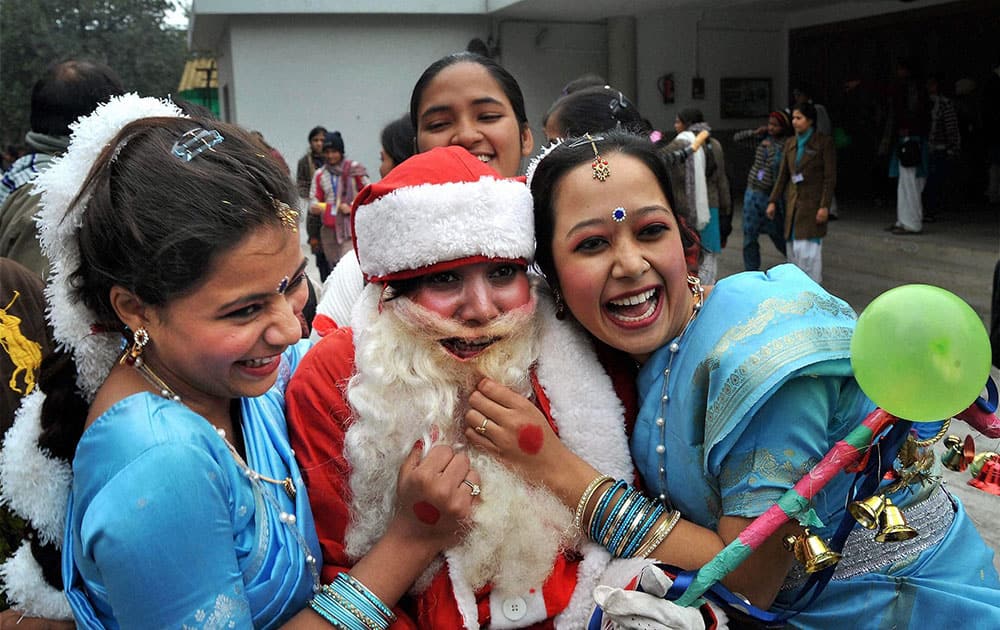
xmin=653 ymin=276 xmax=705 ymax=510
xmin=129 ymin=355 xmax=320 ymax=591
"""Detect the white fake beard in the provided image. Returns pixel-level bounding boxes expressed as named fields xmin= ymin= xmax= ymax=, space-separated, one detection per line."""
xmin=344 ymin=288 xmax=576 ymax=595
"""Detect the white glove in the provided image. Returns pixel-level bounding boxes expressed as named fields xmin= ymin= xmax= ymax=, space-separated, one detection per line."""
xmin=594 ymin=565 xmax=728 ymax=630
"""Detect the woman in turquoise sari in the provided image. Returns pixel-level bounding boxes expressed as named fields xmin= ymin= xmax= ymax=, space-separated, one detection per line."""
xmin=0 ymin=96 xmax=349 ymax=629
xmin=463 ymin=130 xmax=1000 ymax=628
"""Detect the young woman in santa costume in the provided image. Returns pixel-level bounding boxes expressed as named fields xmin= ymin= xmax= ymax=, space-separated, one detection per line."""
xmin=285 ymin=146 xmax=702 ymax=629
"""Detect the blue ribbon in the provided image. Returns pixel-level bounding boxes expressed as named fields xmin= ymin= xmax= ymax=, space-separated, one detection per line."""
xmin=588 ymin=564 xmax=786 ymax=629
xmin=976 ymin=376 xmax=998 ymax=413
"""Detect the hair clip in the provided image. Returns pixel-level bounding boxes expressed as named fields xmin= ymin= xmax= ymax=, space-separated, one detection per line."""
xmin=612 ymin=207 xmax=627 ymax=222
xmin=171 ymin=128 xmax=224 ymax=161
xmin=607 ymin=88 xmax=629 ymax=121
xmin=273 ymin=198 xmax=299 ymax=232
xmin=276 ymin=276 xmax=290 ymax=294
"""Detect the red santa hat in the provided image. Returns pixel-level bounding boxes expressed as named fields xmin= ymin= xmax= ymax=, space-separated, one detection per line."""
xmin=351 ymin=145 xmax=534 ymax=283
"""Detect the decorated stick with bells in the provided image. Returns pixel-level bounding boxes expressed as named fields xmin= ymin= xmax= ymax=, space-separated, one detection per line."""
xmin=674 ymin=284 xmax=996 ymax=608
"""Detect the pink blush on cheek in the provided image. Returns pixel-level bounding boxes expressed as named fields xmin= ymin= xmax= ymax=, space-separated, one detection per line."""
xmin=517 ymin=426 xmax=544 ymax=455
xmin=413 ymin=501 xmax=440 ymax=525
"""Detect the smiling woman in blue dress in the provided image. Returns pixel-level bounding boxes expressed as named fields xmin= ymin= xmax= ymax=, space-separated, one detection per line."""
xmin=0 ymin=95 xmax=405 ymax=629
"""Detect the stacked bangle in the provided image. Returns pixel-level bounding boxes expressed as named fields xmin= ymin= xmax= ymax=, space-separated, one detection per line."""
xmin=574 ymin=474 xmax=613 ymax=531
xmin=310 ymin=573 xmax=397 ymax=629
xmin=636 ymin=509 xmax=682 ymax=558
xmin=584 ymin=477 xmax=681 ymax=559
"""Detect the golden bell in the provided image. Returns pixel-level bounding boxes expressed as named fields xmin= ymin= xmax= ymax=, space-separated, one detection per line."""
xmin=848 ymin=494 xmax=886 ymax=530
xmin=798 ymin=529 xmax=842 ymax=573
xmin=941 ymin=442 xmax=967 ymax=471
xmin=874 ymin=498 xmax=918 ymax=542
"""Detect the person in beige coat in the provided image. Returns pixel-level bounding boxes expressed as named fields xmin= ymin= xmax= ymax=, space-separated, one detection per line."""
xmin=767 ymin=101 xmax=835 ymax=283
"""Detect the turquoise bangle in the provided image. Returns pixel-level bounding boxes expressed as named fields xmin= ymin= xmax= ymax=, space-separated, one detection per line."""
xmin=594 ymin=481 xmax=630 ymax=543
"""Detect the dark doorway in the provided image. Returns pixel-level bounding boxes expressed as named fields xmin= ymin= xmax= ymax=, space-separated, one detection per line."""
xmin=788 ymin=0 xmax=1000 ymax=205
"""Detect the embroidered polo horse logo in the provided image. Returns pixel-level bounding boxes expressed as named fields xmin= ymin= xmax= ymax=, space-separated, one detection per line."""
xmin=1 ymin=291 xmax=42 ymax=395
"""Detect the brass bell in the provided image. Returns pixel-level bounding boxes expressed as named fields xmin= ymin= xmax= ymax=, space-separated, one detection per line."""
xmin=797 ymin=529 xmax=842 ymax=573
xmin=874 ymin=498 xmax=918 ymax=542
xmin=941 ymin=434 xmax=975 ymax=472
xmin=848 ymin=494 xmax=886 ymax=530
xmin=941 ymin=436 xmax=966 ymax=471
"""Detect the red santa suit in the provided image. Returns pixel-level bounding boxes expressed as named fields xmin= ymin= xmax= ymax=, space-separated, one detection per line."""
xmin=289 ymin=145 xmax=647 ymax=628
xmin=286 ymin=289 xmax=640 ymax=629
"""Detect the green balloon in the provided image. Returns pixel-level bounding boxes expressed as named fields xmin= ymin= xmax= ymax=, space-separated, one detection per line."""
xmin=850 ymin=284 xmax=991 ymax=422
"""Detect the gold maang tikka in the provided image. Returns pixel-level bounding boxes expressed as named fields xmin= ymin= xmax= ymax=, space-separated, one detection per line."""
xmin=587 ymin=133 xmax=610 ymax=181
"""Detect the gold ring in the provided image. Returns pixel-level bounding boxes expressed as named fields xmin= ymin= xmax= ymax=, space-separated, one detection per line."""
xmin=463 ymin=480 xmax=481 ymax=497
xmin=475 ymin=417 xmax=489 ymax=435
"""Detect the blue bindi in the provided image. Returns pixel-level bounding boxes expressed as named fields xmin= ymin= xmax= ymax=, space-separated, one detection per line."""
xmin=612 ymin=207 xmax=627 ymax=222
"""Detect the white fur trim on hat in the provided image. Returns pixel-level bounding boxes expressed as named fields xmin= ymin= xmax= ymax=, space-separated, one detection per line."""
xmin=354 ymin=176 xmax=533 ymax=281
xmin=34 ymin=93 xmax=186 ymax=399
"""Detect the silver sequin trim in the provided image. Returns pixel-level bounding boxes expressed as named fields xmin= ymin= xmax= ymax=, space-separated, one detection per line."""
xmin=781 ymin=483 xmax=955 ymax=590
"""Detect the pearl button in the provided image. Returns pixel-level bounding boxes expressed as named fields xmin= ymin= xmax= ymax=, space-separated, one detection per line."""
xmin=501 ymin=597 xmax=527 ymax=621
xmin=656 ymin=444 xmax=665 ymax=454
xmin=669 ymin=341 xmax=680 ymax=352
xmin=655 ymin=417 xmax=664 ymax=427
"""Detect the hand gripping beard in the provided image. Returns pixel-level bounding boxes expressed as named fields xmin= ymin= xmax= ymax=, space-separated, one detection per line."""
xmin=343 ymin=283 xmax=576 ymax=595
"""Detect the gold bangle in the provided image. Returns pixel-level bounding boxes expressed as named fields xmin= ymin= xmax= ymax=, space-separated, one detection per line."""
xmin=636 ymin=509 xmax=682 ymax=559
xmin=574 ymin=475 xmax=613 ymax=531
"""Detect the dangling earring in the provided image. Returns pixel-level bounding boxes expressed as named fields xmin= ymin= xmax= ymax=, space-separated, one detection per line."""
xmin=122 ymin=327 xmax=149 ymax=367
xmin=552 ymin=287 xmax=566 ymax=320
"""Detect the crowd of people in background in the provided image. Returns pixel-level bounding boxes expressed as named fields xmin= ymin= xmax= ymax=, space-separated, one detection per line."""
xmin=0 ymin=46 xmax=999 ymax=630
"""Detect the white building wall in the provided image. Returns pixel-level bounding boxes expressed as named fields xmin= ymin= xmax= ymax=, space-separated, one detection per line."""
xmin=635 ymin=9 xmax=785 ymax=133
xmin=223 ymin=13 xmax=489 ymax=181
xmin=498 ymin=21 xmax=607 ymax=140
xmin=195 ymin=1 xmax=965 ymax=176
